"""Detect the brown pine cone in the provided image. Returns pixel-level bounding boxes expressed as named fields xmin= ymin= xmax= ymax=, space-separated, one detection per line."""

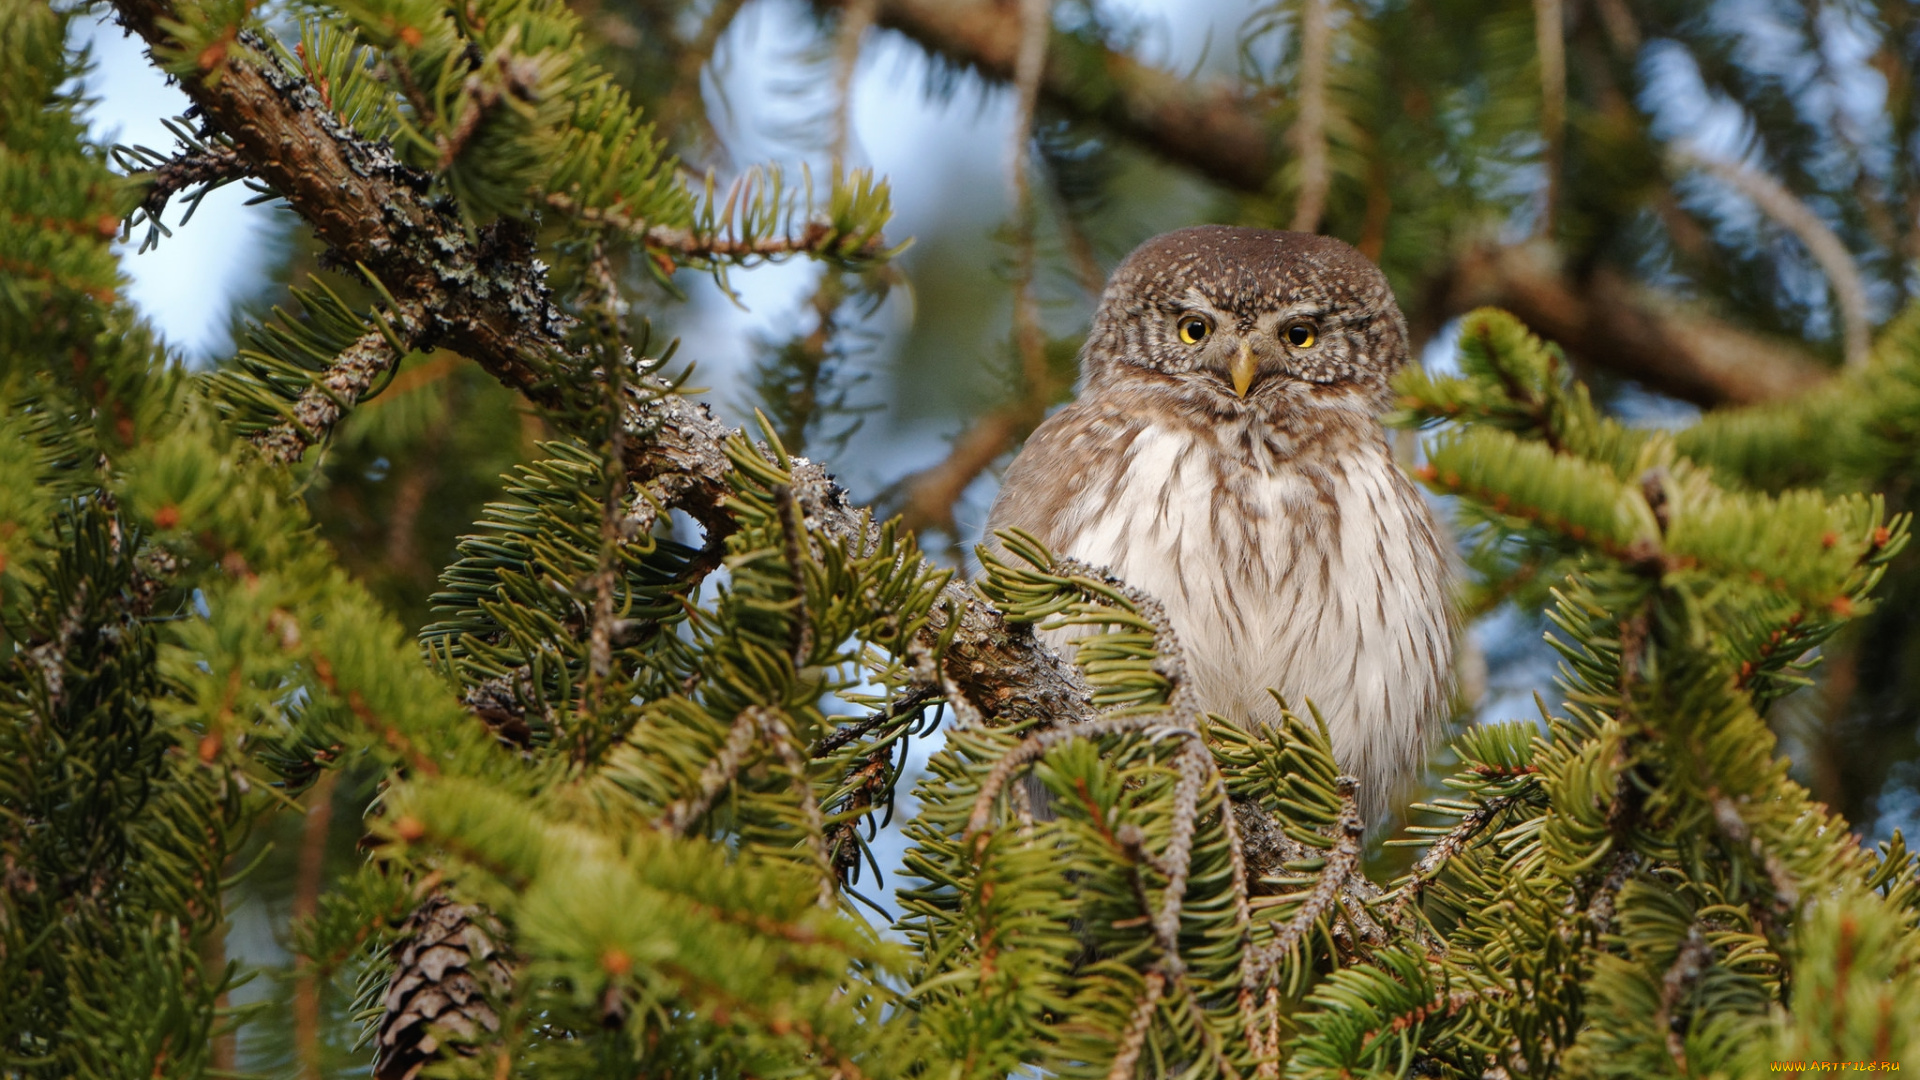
xmin=373 ymin=894 xmax=514 ymax=1080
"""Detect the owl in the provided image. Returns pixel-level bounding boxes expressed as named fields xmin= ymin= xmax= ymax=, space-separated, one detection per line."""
xmin=985 ymin=226 xmax=1453 ymax=821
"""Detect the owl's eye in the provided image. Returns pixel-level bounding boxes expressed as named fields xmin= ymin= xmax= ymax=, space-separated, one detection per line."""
xmin=1283 ymin=319 xmax=1318 ymax=348
xmin=1177 ymin=315 xmax=1212 ymax=345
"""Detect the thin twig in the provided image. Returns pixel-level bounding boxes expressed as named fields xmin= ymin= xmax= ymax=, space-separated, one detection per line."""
xmin=1251 ymin=984 xmax=1281 ymax=1079
xmin=1669 ymin=140 xmax=1873 ymax=366
xmin=660 ymin=708 xmax=765 ymax=833
xmin=772 ymin=483 xmax=816 ymax=665
xmin=759 ymin=711 xmax=839 ymax=908
xmin=256 ymin=323 xmax=413 ymax=466
xmin=1384 ymin=793 xmax=1524 ymax=926
xmin=811 ymin=684 xmax=937 ymax=758
xmin=1144 ymin=740 xmax=1213 ymax=974
xmin=131 ymin=141 xmax=249 ymax=228
xmin=1656 ymin=926 xmax=1711 ymax=1074
xmin=1243 ymin=778 xmax=1363 ymax=990
xmin=1352 ymin=986 xmax=1506 ymax=1055
xmin=1583 ymin=849 xmax=1639 ymax=937
xmin=1105 ymin=971 xmax=1165 ymax=1080
xmin=656 ymin=707 xmax=837 ymax=906
xmin=292 ymin=770 xmax=336 ymax=1080
xmin=543 ymin=192 xmax=887 ymax=267
xmin=584 ymin=244 xmax=629 ymax=724
xmin=966 ymin=715 xmax=1196 ymax=836
xmin=892 ymin=406 xmax=1040 ymax=534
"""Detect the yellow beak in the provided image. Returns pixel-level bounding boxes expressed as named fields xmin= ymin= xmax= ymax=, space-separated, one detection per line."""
xmin=1230 ymin=341 xmax=1257 ymax=398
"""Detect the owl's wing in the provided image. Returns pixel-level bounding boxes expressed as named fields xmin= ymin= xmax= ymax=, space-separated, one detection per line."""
xmin=983 ymin=401 xmax=1145 ymax=561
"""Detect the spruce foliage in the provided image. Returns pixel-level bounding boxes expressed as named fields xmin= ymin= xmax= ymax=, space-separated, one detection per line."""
xmin=8 ymin=0 xmax=1920 ymax=1076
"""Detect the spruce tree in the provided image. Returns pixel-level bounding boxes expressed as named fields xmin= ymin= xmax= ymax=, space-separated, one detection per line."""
xmin=6 ymin=0 xmax=1920 ymax=1076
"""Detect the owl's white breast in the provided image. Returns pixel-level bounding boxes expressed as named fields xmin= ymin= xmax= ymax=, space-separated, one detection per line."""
xmin=1046 ymin=421 xmax=1451 ymax=816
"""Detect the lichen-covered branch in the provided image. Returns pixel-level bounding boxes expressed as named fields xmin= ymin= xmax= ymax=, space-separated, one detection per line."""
xmin=115 ymin=137 xmax=250 ymax=251
xmin=109 ymin=0 xmax=1094 ymax=738
xmin=255 ymin=324 xmax=409 ymax=465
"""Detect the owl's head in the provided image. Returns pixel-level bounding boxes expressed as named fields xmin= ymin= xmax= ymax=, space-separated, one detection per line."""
xmin=1081 ymin=226 xmax=1410 ymax=414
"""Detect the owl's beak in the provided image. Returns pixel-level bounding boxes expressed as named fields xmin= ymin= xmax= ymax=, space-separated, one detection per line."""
xmin=1230 ymin=341 xmax=1257 ymax=397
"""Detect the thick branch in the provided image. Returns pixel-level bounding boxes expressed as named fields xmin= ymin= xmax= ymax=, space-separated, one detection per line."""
xmin=1433 ymin=243 xmax=1830 ymax=406
xmin=811 ymin=0 xmax=1278 ymax=193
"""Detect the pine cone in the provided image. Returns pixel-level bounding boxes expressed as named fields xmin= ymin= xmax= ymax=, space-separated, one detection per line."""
xmin=374 ymin=894 xmax=514 ymax=1080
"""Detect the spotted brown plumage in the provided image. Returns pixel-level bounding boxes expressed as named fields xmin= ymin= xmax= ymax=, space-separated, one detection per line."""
xmin=985 ymin=226 xmax=1454 ymax=820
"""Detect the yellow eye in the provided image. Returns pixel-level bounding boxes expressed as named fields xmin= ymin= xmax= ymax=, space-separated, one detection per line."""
xmin=1177 ymin=315 xmax=1211 ymax=345
xmin=1284 ymin=319 xmax=1318 ymax=348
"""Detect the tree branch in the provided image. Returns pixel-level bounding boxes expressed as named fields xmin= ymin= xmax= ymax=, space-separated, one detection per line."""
xmin=256 ymin=324 xmax=411 ymax=465
xmin=892 ymin=404 xmax=1041 ymax=535
xmin=544 ymin=190 xmax=891 ymax=269
xmin=816 ymin=0 xmax=1838 ymax=410
xmin=1668 ymin=140 xmax=1874 ymax=367
xmin=1432 ymin=243 xmax=1831 ymax=406
xmin=1532 ymin=0 xmax=1566 ymax=235
xmin=810 ymin=0 xmax=1279 ymax=193
xmin=127 ymin=141 xmax=249 ymax=228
